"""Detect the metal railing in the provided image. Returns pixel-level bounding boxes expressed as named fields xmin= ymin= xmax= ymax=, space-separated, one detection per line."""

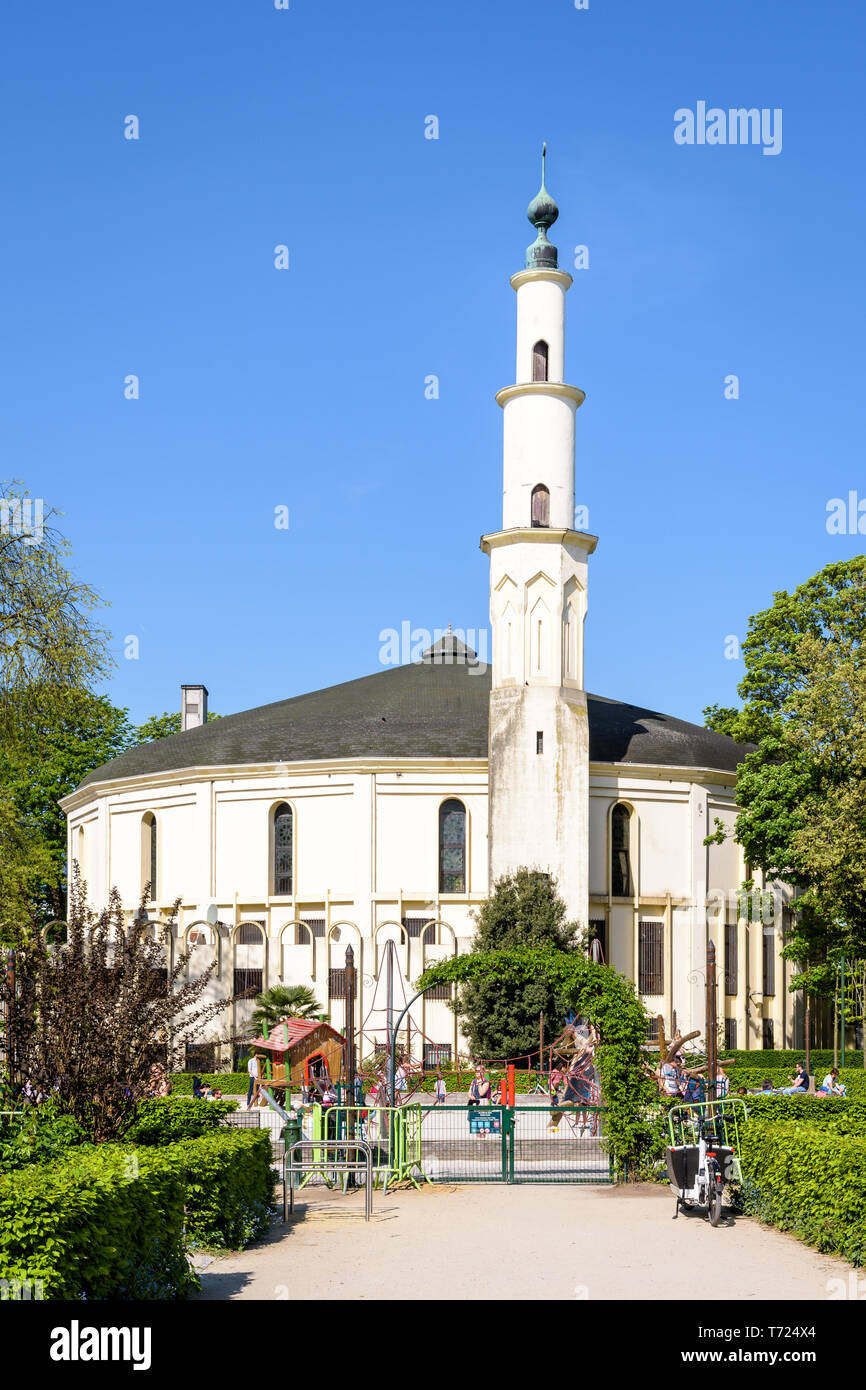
xmin=283 ymin=1138 xmax=374 ymax=1223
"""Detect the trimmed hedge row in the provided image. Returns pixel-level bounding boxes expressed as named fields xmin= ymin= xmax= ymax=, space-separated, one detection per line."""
xmin=688 ymin=1049 xmax=863 ymax=1071
xmin=148 ymin=1128 xmax=275 ymax=1251
xmin=738 ymin=1117 xmax=866 ymax=1266
xmin=736 ymin=1094 xmax=866 ymax=1132
xmin=725 ymin=1068 xmax=866 ymax=1100
xmin=170 ymin=1072 xmax=248 ymax=1095
xmin=126 ymin=1096 xmax=238 ymax=1145
xmin=0 ymin=1128 xmax=275 ymax=1299
xmin=0 ymin=1145 xmax=195 ymax=1299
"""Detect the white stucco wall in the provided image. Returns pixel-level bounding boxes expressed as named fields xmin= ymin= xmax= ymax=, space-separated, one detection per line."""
xmin=61 ymin=754 xmax=796 ymax=1057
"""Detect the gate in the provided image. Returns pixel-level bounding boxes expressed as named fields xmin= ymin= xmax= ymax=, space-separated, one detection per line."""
xmin=278 ymin=1102 xmax=613 ymax=1188
xmin=415 ymin=1103 xmax=613 ymax=1184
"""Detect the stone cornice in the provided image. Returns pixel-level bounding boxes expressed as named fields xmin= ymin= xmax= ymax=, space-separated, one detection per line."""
xmin=60 ymin=752 xmax=738 ymax=813
xmin=480 ymin=527 xmax=599 ymax=556
xmin=495 ymin=381 xmax=585 ymax=410
xmin=509 ymin=268 xmax=573 ymax=292
xmin=59 ymin=757 xmax=490 ymax=812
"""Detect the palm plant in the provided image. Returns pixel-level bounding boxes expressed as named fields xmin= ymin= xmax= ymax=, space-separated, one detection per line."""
xmin=250 ymin=984 xmax=324 ymax=1034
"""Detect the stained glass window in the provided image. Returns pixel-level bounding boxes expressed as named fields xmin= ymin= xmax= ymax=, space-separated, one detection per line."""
xmin=274 ymin=803 xmax=293 ymax=895
xmin=439 ymin=798 xmax=466 ymax=894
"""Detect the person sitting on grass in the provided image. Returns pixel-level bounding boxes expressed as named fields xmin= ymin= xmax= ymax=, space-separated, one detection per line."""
xmin=780 ymin=1061 xmax=810 ymax=1095
xmin=817 ymin=1067 xmax=847 ymax=1097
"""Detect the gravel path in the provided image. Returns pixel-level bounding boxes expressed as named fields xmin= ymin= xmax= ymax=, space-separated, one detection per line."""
xmin=194 ymin=1183 xmax=856 ymax=1302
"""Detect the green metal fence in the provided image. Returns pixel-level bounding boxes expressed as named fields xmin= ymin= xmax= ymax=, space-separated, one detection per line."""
xmin=282 ymin=1101 xmax=613 ymax=1186
xmin=415 ymin=1103 xmax=612 ymax=1184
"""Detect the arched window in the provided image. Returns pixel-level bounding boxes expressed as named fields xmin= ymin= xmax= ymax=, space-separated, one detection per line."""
xmin=531 ymin=484 xmax=550 ymax=528
xmin=273 ymin=803 xmax=293 ymax=895
xmin=532 ymin=339 xmax=549 ymax=382
xmin=142 ymin=813 xmax=157 ymax=901
xmin=611 ymin=803 xmax=632 ymax=897
xmin=439 ymin=798 xmax=466 ymax=894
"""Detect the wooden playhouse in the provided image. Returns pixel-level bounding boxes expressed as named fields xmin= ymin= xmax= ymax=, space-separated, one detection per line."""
xmin=247 ymin=1018 xmax=346 ymax=1099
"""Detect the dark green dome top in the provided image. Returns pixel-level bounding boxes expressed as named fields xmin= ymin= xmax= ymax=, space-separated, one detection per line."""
xmin=526 ymin=142 xmax=559 ymax=270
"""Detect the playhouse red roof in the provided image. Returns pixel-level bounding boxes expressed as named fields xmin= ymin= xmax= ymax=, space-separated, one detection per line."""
xmin=248 ymin=1018 xmax=344 ymax=1052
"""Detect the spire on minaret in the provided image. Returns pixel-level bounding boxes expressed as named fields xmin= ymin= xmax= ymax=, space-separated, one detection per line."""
xmin=525 ymin=142 xmax=559 ymax=270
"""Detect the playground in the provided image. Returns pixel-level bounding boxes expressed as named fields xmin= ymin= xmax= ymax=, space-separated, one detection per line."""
xmin=195 ymin=1181 xmax=858 ymax=1302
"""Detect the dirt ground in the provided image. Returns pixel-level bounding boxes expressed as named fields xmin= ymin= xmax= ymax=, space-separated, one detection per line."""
xmin=194 ymin=1183 xmax=856 ymax=1301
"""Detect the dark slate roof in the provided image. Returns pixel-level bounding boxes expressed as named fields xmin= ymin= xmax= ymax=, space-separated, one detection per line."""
xmin=78 ymin=662 xmax=750 ymax=789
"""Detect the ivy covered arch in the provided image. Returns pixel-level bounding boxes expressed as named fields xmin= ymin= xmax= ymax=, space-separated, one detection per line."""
xmin=416 ymin=945 xmax=658 ymax=1175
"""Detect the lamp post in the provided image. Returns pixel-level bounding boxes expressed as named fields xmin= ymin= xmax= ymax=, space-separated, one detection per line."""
xmin=345 ymin=944 xmax=356 ymax=1104
xmin=706 ymin=940 xmax=717 ymax=1103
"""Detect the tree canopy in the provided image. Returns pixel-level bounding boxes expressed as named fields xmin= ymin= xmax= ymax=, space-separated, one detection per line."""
xmin=452 ymin=868 xmax=581 ymax=1062
xmin=704 ymin=556 xmax=866 ymax=988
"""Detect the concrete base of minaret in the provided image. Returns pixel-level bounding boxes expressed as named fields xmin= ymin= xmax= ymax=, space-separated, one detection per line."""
xmin=488 ymin=683 xmax=590 ymax=929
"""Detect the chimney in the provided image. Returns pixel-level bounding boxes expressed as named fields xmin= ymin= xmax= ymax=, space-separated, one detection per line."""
xmin=181 ymin=684 xmax=208 ymax=731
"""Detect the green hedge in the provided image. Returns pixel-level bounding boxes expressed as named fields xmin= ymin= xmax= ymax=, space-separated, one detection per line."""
xmin=736 ymin=1094 xmax=866 ymax=1132
xmin=0 ymin=1145 xmax=195 ymax=1299
xmin=659 ymin=1049 xmax=864 ymax=1071
xmin=170 ymin=1072 xmax=248 ymax=1095
xmin=0 ymin=1128 xmax=275 ymax=1298
xmin=738 ymin=1117 xmax=866 ymax=1265
xmin=154 ymin=1129 xmax=275 ymax=1250
xmin=725 ymin=1068 xmax=866 ymax=1100
xmin=126 ymin=1097 xmax=238 ymax=1145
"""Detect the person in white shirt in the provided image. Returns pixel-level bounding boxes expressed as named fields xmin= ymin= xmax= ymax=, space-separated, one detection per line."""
xmin=246 ymin=1053 xmax=260 ymax=1109
xmin=818 ymin=1067 xmax=846 ymax=1096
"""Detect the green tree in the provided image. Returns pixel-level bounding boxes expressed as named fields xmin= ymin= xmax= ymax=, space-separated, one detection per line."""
xmin=454 ymin=868 xmax=580 ymax=1062
xmin=0 ymin=690 xmax=133 ymax=923
xmin=250 ymin=984 xmax=323 ymax=1034
xmin=704 ymin=557 xmax=866 ymax=987
xmin=0 ymin=485 xmax=115 ymax=934
xmin=132 ymin=709 xmax=221 ymax=744
xmin=0 ymin=484 xmax=110 ymax=732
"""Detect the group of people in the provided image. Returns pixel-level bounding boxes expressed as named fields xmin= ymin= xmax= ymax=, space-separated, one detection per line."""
xmin=740 ymin=1063 xmax=847 ymax=1098
xmin=656 ymin=1053 xmax=849 ymax=1102
xmin=657 ymin=1054 xmax=730 ymax=1103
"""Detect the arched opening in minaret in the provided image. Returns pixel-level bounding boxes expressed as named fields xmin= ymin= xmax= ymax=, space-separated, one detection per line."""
xmin=531 ymin=484 xmax=550 ymax=528
xmin=532 ymin=339 xmax=549 ymax=382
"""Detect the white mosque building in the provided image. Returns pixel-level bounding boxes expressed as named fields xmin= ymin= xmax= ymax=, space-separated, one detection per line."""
xmin=60 ymin=157 xmax=799 ymax=1067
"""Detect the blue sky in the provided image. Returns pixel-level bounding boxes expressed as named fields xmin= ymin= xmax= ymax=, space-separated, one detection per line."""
xmin=2 ymin=0 xmax=864 ymax=727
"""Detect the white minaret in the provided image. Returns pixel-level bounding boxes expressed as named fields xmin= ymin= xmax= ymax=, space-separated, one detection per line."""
xmin=482 ymin=146 xmax=597 ymax=926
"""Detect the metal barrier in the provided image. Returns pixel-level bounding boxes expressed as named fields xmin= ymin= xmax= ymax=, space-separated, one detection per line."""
xmin=304 ymin=1104 xmax=427 ymax=1189
xmin=283 ymin=1138 xmax=373 ymax=1222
